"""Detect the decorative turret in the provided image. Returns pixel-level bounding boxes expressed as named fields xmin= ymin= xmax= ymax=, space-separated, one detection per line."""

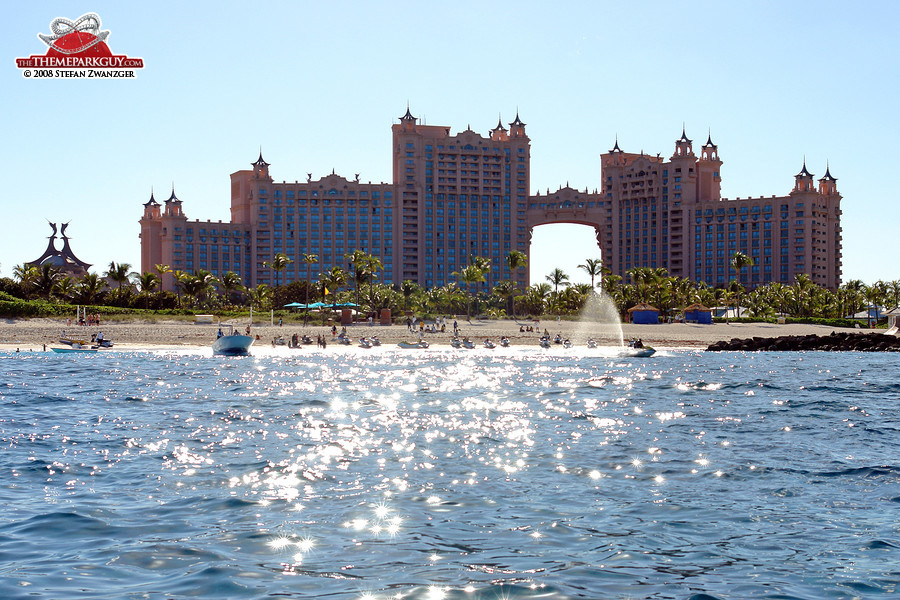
xmin=696 ymin=131 xmax=723 ymax=201
xmin=609 ymin=137 xmax=623 ymax=154
xmin=701 ymin=131 xmax=718 ymax=161
xmin=164 ymin=185 xmax=184 ymax=217
xmin=490 ymin=115 xmax=509 ymax=142
xmin=793 ymin=159 xmax=815 ymax=193
xmin=399 ymin=104 xmax=417 ymax=132
xmin=509 ymin=112 xmax=527 ymax=138
xmin=672 ymin=126 xmax=694 ymax=158
xmin=252 ymin=150 xmax=271 ymax=180
xmin=818 ymin=163 xmax=838 ymax=195
xmin=142 ymin=189 xmax=161 ymax=219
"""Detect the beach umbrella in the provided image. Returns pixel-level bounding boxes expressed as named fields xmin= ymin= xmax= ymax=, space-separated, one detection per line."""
xmin=283 ymin=302 xmax=304 ymax=308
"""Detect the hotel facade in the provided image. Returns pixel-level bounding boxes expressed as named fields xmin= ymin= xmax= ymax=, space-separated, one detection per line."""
xmin=140 ymin=108 xmax=842 ymax=292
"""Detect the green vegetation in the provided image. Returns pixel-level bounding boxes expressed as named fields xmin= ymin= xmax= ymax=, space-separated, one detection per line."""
xmin=2 ymin=251 xmax=897 ymax=326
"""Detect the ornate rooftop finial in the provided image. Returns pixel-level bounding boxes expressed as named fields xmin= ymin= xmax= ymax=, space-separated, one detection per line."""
xmin=253 ymin=148 xmax=269 ymax=168
xmin=493 ymin=114 xmax=507 ymax=131
xmin=705 ymin=128 xmax=716 ymax=147
xmin=510 ymin=110 xmax=525 ymax=127
xmin=166 ymin=183 xmax=179 ymax=202
xmin=400 ymin=102 xmax=415 ymax=122
xmin=821 ymin=161 xmax=837 ymax=181
xmin=679 ymin=124 xmax=691 ymax=143
xmin=144 ymin=187 xmax=158 ymax=207
xmin=610 ymin=135 xmax=622 ymax=153
xmin=797 ymin=157 xmax=813 ymax=178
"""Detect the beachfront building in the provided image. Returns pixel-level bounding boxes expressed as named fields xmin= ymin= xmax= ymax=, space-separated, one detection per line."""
xmin=139 ymin=108 xmax=842 ymax=292
xmin=27 ymin=221 xmax=91 ymax=276
xmin=593 ymin=132 xmax=842 ymax=290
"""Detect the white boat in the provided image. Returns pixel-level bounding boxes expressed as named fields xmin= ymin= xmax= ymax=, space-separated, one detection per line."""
xmin=483 ymin=339 xmax=496 ymax=349
xmin=563 ymin=339 xmax=573 ymax=349
xmin=51 ymin=345 xmax=97 ymax=353
xmin=359 ymin=337 xmax=373 ymax=348
xmin=623 ymin=346 xmax=656 ymax=358
xmin=623 ymin=340 xmax=655 ymax=357
xmin=586 ymin=338 xmax=598 ymax=349
xmin=213 ymin=325 xmax=254 ymax=356
xmin=397 ymin=339 xmax=429 ymax=349
xmin=369 ymin=336 xmax=381 ymax=346
xmin=500 ymin=337 xmax=511 ymax=347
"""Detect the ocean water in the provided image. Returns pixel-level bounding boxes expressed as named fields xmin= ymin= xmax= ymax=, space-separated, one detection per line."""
xmin=1 ymin=346 xmax=899 ymax=600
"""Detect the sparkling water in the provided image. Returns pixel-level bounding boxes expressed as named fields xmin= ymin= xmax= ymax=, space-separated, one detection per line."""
xmin=1 ymin=347 xmax=899 ymax=599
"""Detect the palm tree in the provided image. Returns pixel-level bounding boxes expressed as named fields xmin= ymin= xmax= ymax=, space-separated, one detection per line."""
xmin=264 ymin=252 xmax=293 ymax=288
xmin=346 ymin=249 xmax=371 ymax=313
xmin=456 ymin=264 xmax=486 ymax=321
xmin=400 ymin=280 xmax=420 ymax=311
xmin=302 ymin=253 xmax=318 ymax=325
xmin=76 ymin=272 xmax=104 ymax=305
xmin=247 ymin=284 xmax=272 ymax=311
xmin=522 ymin=282 xmax=552 ymax=316
xmin=506 ymin=250 xmax=528 ymax=319
xmin=320 ymin=266 xmax=347 ymax=304
xmin=54 ymin=275 xmax=77 ymax=302
xmin=171 ymin=270 xmax=189 ymax=307
xmin=545 ymin=268 xmax=569 ymax=294
xmin=577 ymin=258 xmax=603 ymax=290
xmin=154 ymin=263 xmax=172 ymax=291
xmin=13 ymin=264 xmax=39 ymax=297
xmin=137 ymin=272 xmax=161 ymax=294
xmin=730 ymin=252 xmax=754 ymax=318
xmin=493 ymin=280 xmax=515 ymax=317
xmin=106 ymin=261 xmax=134 ymax=290
xmin=135 ymin=272 xmax=161 ymax=309
xmin=364 ymin=254 xmax=383 ymax=310
xmin=32 ymin=264 xmax=63 ymax=299
xmin=220 ymin=271 xmax=244 ymax=305
xmin=469 ymin=255 xmax=492 ymax=292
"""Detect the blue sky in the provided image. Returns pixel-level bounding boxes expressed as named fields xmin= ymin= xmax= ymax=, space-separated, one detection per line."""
xmin=3 ymin=1 xmax=897 ymax=286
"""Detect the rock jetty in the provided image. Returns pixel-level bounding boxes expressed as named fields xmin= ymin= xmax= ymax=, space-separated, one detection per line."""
xmin=706 ymin=332 xmax=900 ymax=352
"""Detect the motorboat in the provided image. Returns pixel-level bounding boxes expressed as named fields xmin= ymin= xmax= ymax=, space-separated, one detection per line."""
xmin=450 ymin=337 xmax=462 ymax=349
xmin=499 ymin=337 xmax=511 ymax=347
xmin=483 ymin=339 xmax=496 ymax=349
xmin=539 ymin=338 xmax=551 ymax=349
xmin=359 ymin=337 xmax=373 ymax=349
xmin=586 ymin=338 xmax=598 ymax=349
xmin=624 ymin=339 xmax=656 ymax=357
xmin=213 ymin=324 xmax=254 ymax=356
xmin=51 ymin=345 xmax=98 ymax=353
xmin=623 ymin=346 xmax=656 ymax=358
xmin=397 ymin=339 xmax=429 ymax=349
xmin=60 ymin=334 xmax=112 ymax=348
xmin=563 ymin=339 xmax=573 ymax=349
xmin=369 ymin=336 xmax=381 ymax=346
xmin=461 ymin=337 xmax=475 ymax=349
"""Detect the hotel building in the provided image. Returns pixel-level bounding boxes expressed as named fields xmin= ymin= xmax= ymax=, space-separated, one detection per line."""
xmin=140 ymin=108 xmax=842 ymax=292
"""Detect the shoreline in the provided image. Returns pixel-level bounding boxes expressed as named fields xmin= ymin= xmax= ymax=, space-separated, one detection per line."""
xmin=0 ymin=317 xmax=878 ymax=353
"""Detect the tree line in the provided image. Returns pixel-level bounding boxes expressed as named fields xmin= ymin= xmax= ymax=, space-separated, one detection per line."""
xmin=1 ymin=250 xmax=892 ymax=323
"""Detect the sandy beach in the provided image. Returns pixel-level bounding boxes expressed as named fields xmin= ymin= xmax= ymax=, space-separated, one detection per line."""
xmin=0 ymin=316 xmax=875 ymax=352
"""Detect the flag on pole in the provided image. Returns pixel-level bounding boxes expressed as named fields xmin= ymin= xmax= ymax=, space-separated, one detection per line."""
xmin=324 ymin=287 xmax=331 ymax=296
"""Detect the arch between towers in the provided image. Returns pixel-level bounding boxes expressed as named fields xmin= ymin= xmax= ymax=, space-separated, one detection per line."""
xmin=525 ymin=208 xmax=606 ymax=263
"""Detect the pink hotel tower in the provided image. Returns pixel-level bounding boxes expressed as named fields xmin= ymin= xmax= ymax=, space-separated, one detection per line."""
xmin=140 ymin=107 xmax=842 ymax=292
